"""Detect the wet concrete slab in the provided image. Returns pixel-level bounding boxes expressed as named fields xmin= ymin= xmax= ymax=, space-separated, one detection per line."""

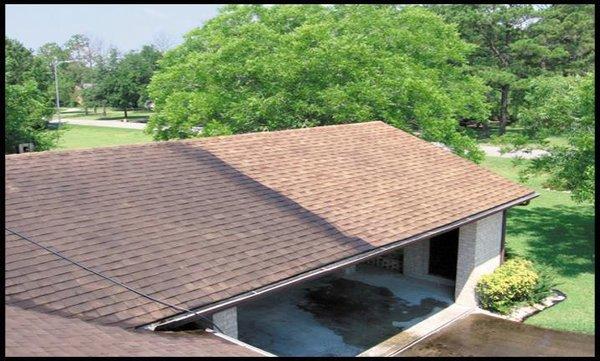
xmin=237 ymin=264 xmax=452 ymax=357
xmin=396 ymin=313 xmax=595 ymax=357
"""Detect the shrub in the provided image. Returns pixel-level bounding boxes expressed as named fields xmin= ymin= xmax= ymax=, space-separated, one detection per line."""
xmin=476 ymin=258 xmax=541 ymax=314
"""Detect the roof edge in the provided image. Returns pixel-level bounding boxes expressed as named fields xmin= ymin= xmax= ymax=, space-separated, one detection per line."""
xmin=4 ymin=121 xmax=387 ymax=159
xmin=141 ymin=191 xmax=538 ymax=331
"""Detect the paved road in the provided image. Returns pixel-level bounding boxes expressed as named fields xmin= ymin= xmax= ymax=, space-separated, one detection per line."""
xmin=395 ymin=313 xmax=594 ymax=357
xmin=480 ymin=144 xmax=548 ymax=159
xmin=50 ymin=118 xmax=147 ymax=130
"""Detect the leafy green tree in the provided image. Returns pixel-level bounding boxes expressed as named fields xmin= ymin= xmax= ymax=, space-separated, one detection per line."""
xmin=148 ymin=5 xmax=490 ymax=162
xmin=5 ymin=81 xmax=55 ymax=153
xmin=527 ymin=5 xmax=595 ymax=76
xmin=37 ymin=41 xmax=79 ymax=107
xmin=5 ymin=37 xmax=54 ymax=153
xmin=6 ymin=37 xmax=53 ymax=92
xmin=429 ymin=4 xmax=540 ymax=135
xmin=430 ymin=4 xmax=595 ymax=135
xmin=514 ymin=73 xmax=595 ymax=203
xmin=101 ymin=45 xmax=161 ymax=118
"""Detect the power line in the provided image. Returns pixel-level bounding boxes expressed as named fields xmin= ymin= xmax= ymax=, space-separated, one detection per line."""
xmin=5 ymin=227 xmax=223 ymax=334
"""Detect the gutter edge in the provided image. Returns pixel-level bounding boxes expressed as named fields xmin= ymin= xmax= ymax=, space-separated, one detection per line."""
xmin=142 ymin=191 xmax=538 ymax=331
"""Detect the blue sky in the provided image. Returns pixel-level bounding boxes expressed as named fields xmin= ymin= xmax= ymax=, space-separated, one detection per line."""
xmin=5 ymin=4 xmax=224 ymax=52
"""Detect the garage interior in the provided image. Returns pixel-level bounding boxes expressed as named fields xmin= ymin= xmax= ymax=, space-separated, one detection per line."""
xmin=233 ymin=230 xmax=460 ymax=357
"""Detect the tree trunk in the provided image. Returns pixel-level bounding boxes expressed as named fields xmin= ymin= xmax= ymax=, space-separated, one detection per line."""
xmin=482 ymin=122 xmax=490 ymax=138
xmin=93 ymin=105 xmax=97 ymax=114
xmin=102 ymin=103 xmax=107 ymax=116
xmin=84 ymin=106 xmax=89 ymax=116
xmin=124 ymin=108 xmax=128 ymax=119
xmin=499 ymin=85 xmax=510 ymax=135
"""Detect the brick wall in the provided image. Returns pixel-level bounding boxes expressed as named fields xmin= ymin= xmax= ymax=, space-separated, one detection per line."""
xmin=455 ymin=211 xmax=504 ymax=307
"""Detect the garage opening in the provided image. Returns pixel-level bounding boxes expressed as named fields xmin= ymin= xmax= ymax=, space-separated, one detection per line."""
xmin=160 ymin=235 xmax=461 ymax=356
xmin=428 ymin=228 xmax=459 ymax=281
xmin=235 ymin=260 xmax=453 ymax=357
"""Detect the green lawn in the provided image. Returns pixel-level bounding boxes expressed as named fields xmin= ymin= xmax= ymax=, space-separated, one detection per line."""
xmin=54 ymin=124 xmax=153 ymax=150
xmin=472 ymin=123 xmax=569 ymax=148
xmin=481 ymin=156 xmax=595 ymax=335
xmin=54 ymin=107 xmax=153 ymax=122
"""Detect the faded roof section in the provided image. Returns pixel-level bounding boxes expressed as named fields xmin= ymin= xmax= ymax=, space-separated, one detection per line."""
xmin=5 ymin=305 xmax=262 ymax=357
xmin=5 ymin=121 xmax=534 ymax=328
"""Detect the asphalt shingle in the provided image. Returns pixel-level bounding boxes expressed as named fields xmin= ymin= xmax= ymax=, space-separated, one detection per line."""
xmin=4 ymin=305 xmax=261 ymax=357
xmin=5 ymin=121 xmax=534 ymax=330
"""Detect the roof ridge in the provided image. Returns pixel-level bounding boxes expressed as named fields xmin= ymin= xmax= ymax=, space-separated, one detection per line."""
xmin=5 ymin=121 xmax=388 ymax=159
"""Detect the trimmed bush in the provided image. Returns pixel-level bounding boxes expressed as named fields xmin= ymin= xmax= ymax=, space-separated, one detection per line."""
xmin=476 ymin=258 xmax=542 ymax=314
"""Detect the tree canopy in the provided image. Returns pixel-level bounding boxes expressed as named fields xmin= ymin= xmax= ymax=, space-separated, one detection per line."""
xmin=516 ymin=73 xmax=595 ymax=203
xmin=430 ymin=4 xmax=594 ymax=133
xmin=102 ymin=45 xmax=162 ymax=117
xmin=5 ymin=37 xmax=55 ymax=153
xmin=148 ymin=4 xmax=490 ymax=162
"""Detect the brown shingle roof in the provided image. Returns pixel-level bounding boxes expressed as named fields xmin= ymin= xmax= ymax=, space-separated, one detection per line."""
xmin=4 ymin=305 xmax=261 ymax=357
xmin=5 ymin=121 xmax=534 ymax=329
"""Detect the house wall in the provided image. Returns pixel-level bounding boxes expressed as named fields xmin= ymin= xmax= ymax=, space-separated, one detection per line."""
xmin=403 ymin=239 xmax=430 ymax=277
xmin=399 ymin=211 xmax=505 ymax=305
xmin=454 ymin=211 xmax=504 ymax=307
xmin=402 ymin=238 xmax=455 ymax=287
xmin=212 ymin=307 xmax=238 ymax=339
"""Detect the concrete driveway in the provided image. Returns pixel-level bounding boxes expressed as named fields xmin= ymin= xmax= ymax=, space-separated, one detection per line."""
xmin=236 ymin=264 xmax=453 ymax=357
xmin=395 ymin=313 xmax=595 ymax=357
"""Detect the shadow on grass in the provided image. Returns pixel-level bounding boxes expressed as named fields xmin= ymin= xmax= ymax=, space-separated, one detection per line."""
xmin=506 ymin=205 xmax=595 ymax=277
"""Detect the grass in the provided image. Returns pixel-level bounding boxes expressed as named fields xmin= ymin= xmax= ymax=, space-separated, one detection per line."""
xmin=53 ymin=124 xmax=153 ymax=150
xmin=471 ymin=123 xmax=569 ymax=148
xmin=481 ymin=156 xmax=595 ymax=335
xmin=54 ymin=107 xmax=153 ymax=122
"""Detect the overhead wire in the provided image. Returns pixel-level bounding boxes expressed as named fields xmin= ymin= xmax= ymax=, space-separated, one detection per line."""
xmin=5 ymin=227 xmax=224 ymax=334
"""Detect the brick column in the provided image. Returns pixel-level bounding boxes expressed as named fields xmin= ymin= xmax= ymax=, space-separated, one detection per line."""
xmin=403 ymin=238 xmax=430 ymax=278
xmin=455 ymin=212 xmax=504 ymax=307
xmin=211 ymin=307 xmax=238 ymax=339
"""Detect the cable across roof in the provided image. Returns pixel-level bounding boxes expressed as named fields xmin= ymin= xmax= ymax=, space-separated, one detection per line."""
xmin=5 ymin=227 xmax=223 ymax=333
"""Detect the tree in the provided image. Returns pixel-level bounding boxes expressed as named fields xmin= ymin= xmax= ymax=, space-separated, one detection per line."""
xmin=101 ymin=45 xmax=162 ymax=118
xmin=430 ymin=4 xmax=595 ymax=135
xmin=65 ymin=33 xmax=101 ymax=68
xmin=152 ymin=31 xmax=176 ymax=53
xmin=148 ymin=5 xmax=490 ymax=162
xmin=429 ymin=5 xmax=541 ymax=135
xmin=6 ymin=37 xmax=53 ymax=92
xmin=5 ymin=81 xmax=55 ymax=153
xmin=5 ymin=37 xmax=55 ymax=153
xmin=512 ymin=73 xmax=595 ymax=203
xmin=527 ymin=5 xmax=595 ymax=76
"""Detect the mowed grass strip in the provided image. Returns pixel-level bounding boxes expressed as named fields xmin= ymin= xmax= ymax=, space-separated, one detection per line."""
xmin=54 ymin=124 xmax=154 ymax=150
xmin=481 ymin=156 xmax=595 ymax=335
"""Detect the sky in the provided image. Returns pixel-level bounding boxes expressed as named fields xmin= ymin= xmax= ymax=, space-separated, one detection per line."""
xmin=5 ymin=4 xmax=224 ymax=53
